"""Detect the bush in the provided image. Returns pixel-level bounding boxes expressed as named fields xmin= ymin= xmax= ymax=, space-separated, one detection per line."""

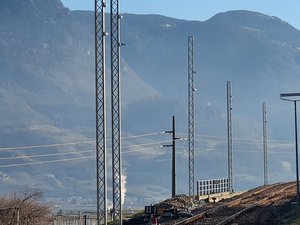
xmin=0 ymin=189 xmax=52 ymax=225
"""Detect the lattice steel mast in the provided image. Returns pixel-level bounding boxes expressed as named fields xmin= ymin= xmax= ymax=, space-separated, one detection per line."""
xmin=110 ymin=0 xmax=122 ymax=224
xmin=262 ymin=102 xmax=268 ymax=186
xmin=188 ymin=36 xmax=195 ymax=197
xmin=95 ymin=1 xmax=107 ymax=224
xmin=227 ymin=81 xmax=233 ymax=192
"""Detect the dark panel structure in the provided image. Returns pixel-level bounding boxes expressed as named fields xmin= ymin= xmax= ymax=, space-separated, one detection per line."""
xmin=197 ymin=178 xmax=229 ymax=196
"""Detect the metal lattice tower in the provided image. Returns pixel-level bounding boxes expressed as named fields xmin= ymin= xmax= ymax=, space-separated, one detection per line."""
xmin=110 ymin=0 xmax=122 ymax=224
xmin=188 ymin=36 xmax=195 ymax=197
xmin=95 ymin=1 xmax=107 ymax=224
xmin=227 ymin=81 xmax=233 ymax=192
xmin=262 ymin=102 xmax=268 ymax=186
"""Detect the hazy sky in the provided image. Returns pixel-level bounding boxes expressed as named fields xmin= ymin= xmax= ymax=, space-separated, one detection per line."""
xmin=61 ymin=0 xmax=300 ymax=30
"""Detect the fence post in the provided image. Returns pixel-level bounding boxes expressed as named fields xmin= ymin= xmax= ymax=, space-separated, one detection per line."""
xmin=84 ymin=214 xmax=87 ymax=225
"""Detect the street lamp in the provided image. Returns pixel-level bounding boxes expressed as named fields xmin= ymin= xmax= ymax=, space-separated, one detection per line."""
xmin=280 ymin=92 xmax=300 ymax=206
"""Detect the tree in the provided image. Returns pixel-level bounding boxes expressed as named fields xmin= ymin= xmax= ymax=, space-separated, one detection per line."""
xmin=0 ymin=189 xmax=52 ymax=225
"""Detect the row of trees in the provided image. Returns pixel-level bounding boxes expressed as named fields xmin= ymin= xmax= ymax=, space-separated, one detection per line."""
xmin=0 ymin=189 xmax=52 ymax=225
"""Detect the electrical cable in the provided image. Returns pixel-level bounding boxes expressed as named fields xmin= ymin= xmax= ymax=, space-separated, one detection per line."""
xmin=0 ymin=130 xmax=296 ymax=168
xmin=0 ymin=146 xmax=164 ymax=168
xmin=0 ymin=149 xmax=95 ymax=160
xmin=0 ymin=132 xmax=163 ymax=152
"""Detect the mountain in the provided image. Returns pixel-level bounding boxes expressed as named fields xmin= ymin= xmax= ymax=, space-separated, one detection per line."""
xmin=0 ymin=0 xmax=300 ymax=209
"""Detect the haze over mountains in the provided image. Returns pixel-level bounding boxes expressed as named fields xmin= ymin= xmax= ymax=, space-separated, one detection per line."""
xmin=1 ymin=0 xmax=300 ymax=208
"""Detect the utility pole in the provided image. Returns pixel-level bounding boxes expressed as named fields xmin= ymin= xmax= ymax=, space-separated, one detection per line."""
xmin=162 ymin=116 xmax=181 ymax=198
xmin=95 ymin=0 xmax=107 ymax=224
xmin=188 ymin=36 xmax=196 ymax=197
xmin=172 ymin=116 xmax=176 ymax=198
xmin=227 ymin=81 xmax=233 ymax=193
xmin=262 ymin=102 xmax=268 ymax=186
xmin=95 ymin=0 xmax=123 ymax=224
xmin=111 ymin=0 xmax=123 ymax=223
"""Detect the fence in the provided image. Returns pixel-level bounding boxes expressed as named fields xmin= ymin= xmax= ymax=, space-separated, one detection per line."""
xmin=52 ymin=213 xmax=97 ymax=225
xmin=0 ymin=207 xmax=99 ymax=225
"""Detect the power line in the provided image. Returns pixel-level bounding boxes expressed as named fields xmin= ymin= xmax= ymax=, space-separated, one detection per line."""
xmin=0 ymin=149 xmax=95 ymax=160
xmin=0 ymin=140 xmax=170 ymax=160
xmin=178 ymin=132 xmax=295 ymax=144
xmin=121 ymin=132 xmax=161 ymax=139
xmin=0 ymin=156 xmax=94 ymax=168
xmin=0 ymin=144 xmax=296 ymax=169
xmin=0 ymin=141 xmax=95 ymax=152
xmin=193 ymin=138 xmax=295 ymax=148
xmin=122 ymin=140 xmax=170 ymax=148
xmin=0 ymin=132 xmax=163 ymax=152
xmin=0 ymin=129 xmax=295 ymax=168
xmin=0 ymin=131 xmax=293 ymax=153
xmin=121 ymin=147 xmax=164 ymax=155
xmin=0 ymin=146 xmax=166 ymax=168
xmin=192 ymin=148 xmax=296 ymax=154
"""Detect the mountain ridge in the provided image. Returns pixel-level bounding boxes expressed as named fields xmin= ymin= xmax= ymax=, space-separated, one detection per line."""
xmin=0 ymin=0 xmax=299 ymax=208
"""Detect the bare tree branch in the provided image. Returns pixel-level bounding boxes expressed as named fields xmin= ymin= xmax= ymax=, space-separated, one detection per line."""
xmin=0 ymin=189 xmax=52 ymax=225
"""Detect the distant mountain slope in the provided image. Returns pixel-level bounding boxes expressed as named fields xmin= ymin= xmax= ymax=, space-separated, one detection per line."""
xmin=0 ymin=0 xmax=299 ymax=208
xmin=120 ymin=11 xmax=300 ymax=103
xmin=0 ymin=0 xmax=161 ymax=207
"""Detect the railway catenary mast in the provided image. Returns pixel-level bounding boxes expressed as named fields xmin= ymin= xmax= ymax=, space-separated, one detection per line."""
xmin=188 ymin=36 xmax=196 ymax=197
xmin=262 ymin=102 xmax=268 ymax=185
xmin=95 ymin=0 xmax=123 ymax=224
xmin=110 ymin=0 xmax=122 ymax=224
xmin=227 ymin=81 xmax=233 ymax=192
xmin=95 ymin=0 xmax=107 ymax=224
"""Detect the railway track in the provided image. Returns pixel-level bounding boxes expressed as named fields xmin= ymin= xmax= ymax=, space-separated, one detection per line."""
xmin=174 ymin=182 xmax=296 ymax=225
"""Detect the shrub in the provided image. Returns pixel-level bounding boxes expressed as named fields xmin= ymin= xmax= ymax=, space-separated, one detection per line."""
xmin=0 ymin=189 xmax=52 ymax=225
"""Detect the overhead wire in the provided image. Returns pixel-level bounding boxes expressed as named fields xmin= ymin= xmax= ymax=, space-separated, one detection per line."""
xmin=0 ymin=132 xmax=163 ymax=152
xmin=0 ymin=130 xmax=296 ymax=168
xmin=0 ymin=139 xmax=170 ymax=161
xmin=0 ymin=149 xmax=95 ymax=160
xmin=0 ymin=141 xmax=94 ymax=152
xmin=122 ymin=140 xmax=170 ymax=148
xmin=10 ymin=142 xmax=294 ymax=162
xmin=193 ymin=138 xmax=294 ymax=149
xmin=177 ymin=146 xmax=295 ymax=154
xmin=0 ymin=145 xmax=295 ymax=169
xmin=121 ymin=132 xmax=161 ymax=139
xmin=1 ymin=140 xmax=295 ymax=168
xmin=0 ymin=156 xmax=94 ymax=168
xmin=0 ymin=146 xmax=165 ymax=168
xmin=0 ymin=130 xmax=293 ymax=153
xmin=178 ymin=132 xmax=294 ymax=144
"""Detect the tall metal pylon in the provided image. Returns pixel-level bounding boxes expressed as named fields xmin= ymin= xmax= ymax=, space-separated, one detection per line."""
xmin=95 ymin=0 xmax=107 ymax=224
xmin=188 ymin=36 xmax=195 ymax=197
xmin=227 ymin=81 xmax=233 ymax=192
xmin=262 ymin=102 xmax=268 ymax=186
xmin=110 ymin=0 xmax=122 ymax=224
